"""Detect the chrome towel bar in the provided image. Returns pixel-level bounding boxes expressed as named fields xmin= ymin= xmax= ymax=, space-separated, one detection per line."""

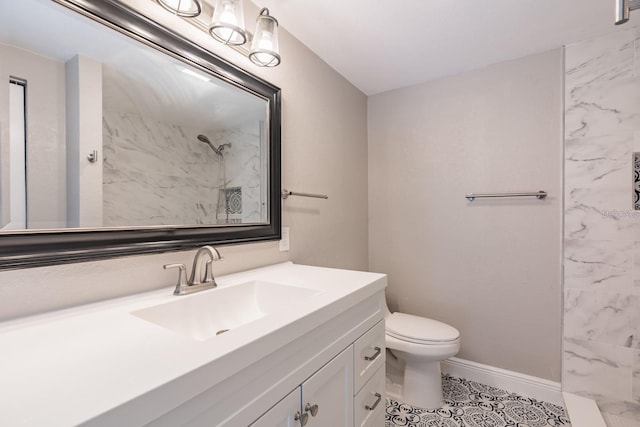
xmin=465 ymin=191 xmax=547 ymax=201
xmin=281 ymin=189 xmax=328 ymax=200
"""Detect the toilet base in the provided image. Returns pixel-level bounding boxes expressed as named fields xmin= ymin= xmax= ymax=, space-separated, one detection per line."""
xmin=403 ymin=359 xmax=443 ymax=410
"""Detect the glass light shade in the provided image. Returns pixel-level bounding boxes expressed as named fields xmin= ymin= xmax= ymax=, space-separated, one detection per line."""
xmin=209 ymin=0 xmax=247 ymax=45
xmin=249 ymin=8 xmax=281 ymax=67
xmin=154 ymin=0 xmax=202 ymax=17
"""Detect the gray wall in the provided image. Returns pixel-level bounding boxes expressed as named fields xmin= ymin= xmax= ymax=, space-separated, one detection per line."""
xmin=563 ymin=25 xmax=640 ymax=421
xmin=0 ymin=0 xmax=369 ymax=321
xmin=368 ymin=49 xmax=564 ymax=381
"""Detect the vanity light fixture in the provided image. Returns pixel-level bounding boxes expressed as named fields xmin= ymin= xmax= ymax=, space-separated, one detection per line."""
xmin=249 ymin=8 xmax=280 ymax=67
xmin=154 ymin=0 xmax=202 ymax=17
xmin=152 ymin=0 xmax=281 ymax=67
xmin=209 ymin=0 xmax=247 ymax=45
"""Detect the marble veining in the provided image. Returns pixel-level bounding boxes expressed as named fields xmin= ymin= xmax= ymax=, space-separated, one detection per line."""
xmin=563 ymin=338 xmax=634 ymax=402
xmin=565 ymin=27 xmax=635 ymax=91
xmin=564 ymin=202 xmax=640 ymax=241
xmin=564 ymin=25 xmax=640 ymax=423
xmin=103 ymin=110 xmax=221 ymax=226
xmin=565 ymin=77 xmax=640 ymax=139
xmin=564 ymin=132 xmax=635 ymax=241
xmin=565 ymin=133 xmax=632 ymax=190
xmin=102 ymin=109 xmax=263 ymax=226
xmin=564 ymin=239 xmax=633 ymax=291
xmin=564 ymin=288 xmax=639 ymax=347
xmin=210 ymin=124 xmax=265 ymax=223
xmin=565 ymin=203 xmax=628 ymax=240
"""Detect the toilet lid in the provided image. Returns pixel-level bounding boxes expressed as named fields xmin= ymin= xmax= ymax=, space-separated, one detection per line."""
xmin=386 ymin=312 xmax=459 ymax=343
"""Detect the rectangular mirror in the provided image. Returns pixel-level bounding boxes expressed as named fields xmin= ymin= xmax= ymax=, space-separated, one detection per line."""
xmin=0 ymin=0 xmax=281 ymax=269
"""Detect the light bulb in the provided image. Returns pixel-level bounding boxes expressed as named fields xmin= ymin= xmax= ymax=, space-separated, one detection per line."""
xmin=249 ymin=8 xmax=280 ymax=67
xmin=209 ymin=0 xmax=247 ymax=45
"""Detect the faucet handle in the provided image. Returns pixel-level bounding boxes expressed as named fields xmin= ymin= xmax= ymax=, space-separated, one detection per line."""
xmin=164 ymin=263 xmax=187 ymax=292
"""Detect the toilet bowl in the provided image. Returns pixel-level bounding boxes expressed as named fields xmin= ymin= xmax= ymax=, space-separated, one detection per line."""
xmin=385 ymin=305 xmax=460 ymax=410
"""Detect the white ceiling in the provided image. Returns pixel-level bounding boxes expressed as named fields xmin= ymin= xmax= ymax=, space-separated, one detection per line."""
xmin=251 ymin=0 xmax=628 ymax=95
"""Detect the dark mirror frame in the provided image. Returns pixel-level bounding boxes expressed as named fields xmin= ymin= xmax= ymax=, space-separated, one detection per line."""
xmin=0 ymin=0 xmax=281 ymax=270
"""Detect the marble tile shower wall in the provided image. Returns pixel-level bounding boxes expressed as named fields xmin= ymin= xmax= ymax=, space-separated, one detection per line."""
xmin=103 ymin=109 xmax=261 ymax=226
xmin=210 ymin=125 xmax=264 ymax=223
xmin=564 ymin=26 xmax=640 ymax=420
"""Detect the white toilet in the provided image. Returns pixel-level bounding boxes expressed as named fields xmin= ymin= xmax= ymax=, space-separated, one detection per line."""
xmin=385 ymin=305 xmax=460 ymax=410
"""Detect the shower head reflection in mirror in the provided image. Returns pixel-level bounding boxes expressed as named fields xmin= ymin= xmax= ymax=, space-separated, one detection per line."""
xmin=197 ymin=134 xmax=232 ymax=157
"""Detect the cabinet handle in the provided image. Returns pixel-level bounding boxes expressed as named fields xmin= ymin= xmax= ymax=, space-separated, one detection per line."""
xmin=364 ymin=346 xmax=382 ymax=361
xmin=295 ymin=411 xmax=309 ymax=426
xmin=365 ymin=393 xmax=382 ymax=411
xmin=305 ymin=402 xmax=319 ymax=417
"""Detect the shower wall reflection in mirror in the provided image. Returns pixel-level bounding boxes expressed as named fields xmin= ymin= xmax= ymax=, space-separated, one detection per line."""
xmin=0 ymin=0 xmax=269 ymax=231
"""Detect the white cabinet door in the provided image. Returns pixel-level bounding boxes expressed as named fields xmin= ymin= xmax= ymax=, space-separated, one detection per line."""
xmin=250 ymin=388 xmax=302 ymax=427
xmin=250 ymin=347 xmax=355 ymax=427
xmin=301 ymin=346 xmax=354 ymax=427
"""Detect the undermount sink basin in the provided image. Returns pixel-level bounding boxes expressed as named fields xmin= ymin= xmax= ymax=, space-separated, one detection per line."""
xmin=131 ymin=280 xmax=321 ymax=341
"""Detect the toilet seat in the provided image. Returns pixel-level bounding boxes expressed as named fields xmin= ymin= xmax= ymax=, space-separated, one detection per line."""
xmin=386 ymin=312 xmax=459 ymax=344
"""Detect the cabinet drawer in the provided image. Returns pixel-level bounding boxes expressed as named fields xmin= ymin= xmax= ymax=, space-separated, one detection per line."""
xmin=354 ymin=365 xmax=385 ymax=427
xmin=354 ymin=320 xmax=385 ymax=392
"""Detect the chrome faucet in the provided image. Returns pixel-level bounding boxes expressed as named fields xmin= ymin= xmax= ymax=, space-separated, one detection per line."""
xmin=189 ymin=246 xmax=223 ymax=285
xmin=164 ymin=245 xmax=223 ymax=295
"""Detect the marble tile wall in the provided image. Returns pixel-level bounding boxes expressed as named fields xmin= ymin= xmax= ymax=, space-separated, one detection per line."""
xmin=210 ymin=122 xmax=265 ymax=223
xmin=564 ymin=26 xmax=640 ymax=421
xmin=102 ymin=109 xmax=262 ymax=226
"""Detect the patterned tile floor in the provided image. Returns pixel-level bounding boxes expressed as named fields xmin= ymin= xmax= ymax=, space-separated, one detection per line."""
xmin=385 ymin=375 xmax=572 ymax=427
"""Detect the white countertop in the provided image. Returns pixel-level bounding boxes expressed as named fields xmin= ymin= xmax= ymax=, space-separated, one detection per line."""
xmin=0 ymin=262 xmax=386 ymax=426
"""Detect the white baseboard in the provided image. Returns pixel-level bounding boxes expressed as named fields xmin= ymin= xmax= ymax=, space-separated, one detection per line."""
xmin=441 ymin=357 xmax=564 ymax=406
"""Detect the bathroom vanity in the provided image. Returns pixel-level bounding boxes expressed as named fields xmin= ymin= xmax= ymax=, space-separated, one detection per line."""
xmin=0 ymin=263 xmax=386 ymax=426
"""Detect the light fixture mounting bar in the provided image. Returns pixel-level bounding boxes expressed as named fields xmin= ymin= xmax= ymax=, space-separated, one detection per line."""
xmin=616 ymin=0 xmax=640 ymax=24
